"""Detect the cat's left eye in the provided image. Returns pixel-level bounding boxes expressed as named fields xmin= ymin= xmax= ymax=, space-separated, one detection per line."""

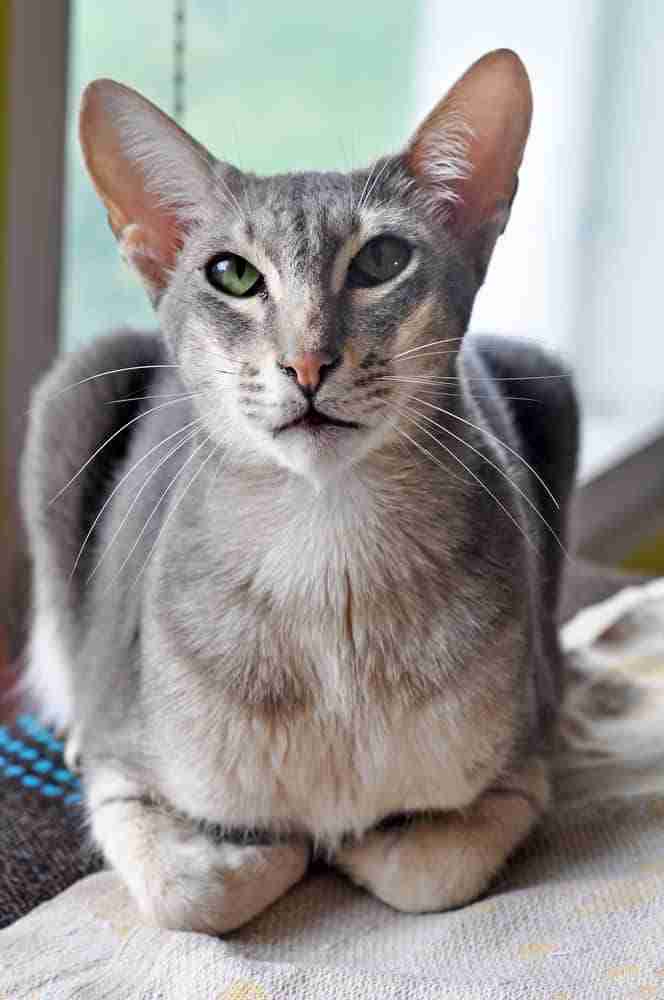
xmin=347 ymin=236 xmax=411 ymax=289
xmin=205 ymin=254 xmax=264 ymax=297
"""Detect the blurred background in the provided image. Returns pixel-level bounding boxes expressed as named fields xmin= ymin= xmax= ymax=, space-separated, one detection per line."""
xmin=2 ymin=0 xmax=664 ymax=658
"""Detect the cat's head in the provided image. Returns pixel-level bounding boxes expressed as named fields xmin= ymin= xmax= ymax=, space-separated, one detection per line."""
xmin=79 ymin=50 xmax=531 ymax=485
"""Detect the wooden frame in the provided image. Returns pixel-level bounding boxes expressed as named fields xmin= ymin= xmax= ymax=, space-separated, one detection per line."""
xmin=2 ymin=0 xmax=70 ymax=655
xmin=572 ymin=426 xmax=664 ymax=566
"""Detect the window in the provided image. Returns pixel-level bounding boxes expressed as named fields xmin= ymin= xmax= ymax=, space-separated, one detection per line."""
xmin=60 ymin=1 xmax=664 ymax=480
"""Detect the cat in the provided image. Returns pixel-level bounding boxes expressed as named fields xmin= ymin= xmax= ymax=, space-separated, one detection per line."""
xmin=21 ymin=49 xmax=578 ymax=934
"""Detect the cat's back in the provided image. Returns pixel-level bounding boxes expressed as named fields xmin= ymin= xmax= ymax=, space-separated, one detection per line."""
xmin=21 ymin=329 xmax=182 ymax=727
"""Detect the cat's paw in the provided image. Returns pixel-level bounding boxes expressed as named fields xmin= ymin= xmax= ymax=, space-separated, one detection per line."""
xmin=88 ymin=773 xmax=309 ymax=934
xmin=334 ymin=761 xmax=549 ymax=913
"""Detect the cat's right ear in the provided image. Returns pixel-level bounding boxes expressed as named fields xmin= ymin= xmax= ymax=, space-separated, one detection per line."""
xmin=79 ymin=80 xmax=214 ymax=302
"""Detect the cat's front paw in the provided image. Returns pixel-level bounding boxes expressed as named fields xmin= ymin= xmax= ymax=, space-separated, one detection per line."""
xmin=334 ymin=760 xmax=549 ymax=913
xmin=88 ymin=773 xmax=309 ymax=934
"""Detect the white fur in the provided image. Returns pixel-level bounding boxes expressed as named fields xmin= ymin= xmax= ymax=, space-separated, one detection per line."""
xmin=22 ymin=610 xmax=74 ymax=732
xmin=334 ymin=758 xmax=549 ymax=912
xmin=88 ymin=767 xmax=309 ymax=933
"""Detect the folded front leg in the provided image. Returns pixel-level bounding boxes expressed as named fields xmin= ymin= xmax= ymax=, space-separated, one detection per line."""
xmin=87 ymin=766 xmax=310 ymax=934
xmin=333 ymin=758 xmax=549 ymax=913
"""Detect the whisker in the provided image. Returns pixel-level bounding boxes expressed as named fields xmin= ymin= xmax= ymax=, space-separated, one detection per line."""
xmin=406 ymin=387 xmax=541 ymax=404
xmin=105 ymin=390 xmax=208 ymax=405
xmin=74 ymin=416 xmax=205 ymax=584
xmin=48 ymin=395 xmax=203 ymax=506
xmin=411 ymin=396 xmax=559 ymax=509
xmin=384 ymin=409 xmax=473 ymax=488
xmin=382 ymin=372 xmax=569 ymax=384
xmin=355 ymin=160 xmax=379 ymax=217
xmin=102 ymin=432 xmax=214 ymax=595
xmin=378 ymin=375 xmax=471 ymax=387
xmin=358 ymin=157 xmax=394 ymax=214
xmin=213 ymin=170 xmax=246 ymax=224
xmin=392 ymin=404 xmax=537 ymax=552
xmin=30 ymin=365 xmax=182 ymax=413
xmin=392 ymin=337 xmax=464 ymax=360
xmin=131 ymin=435 xmax=221 ymax=591
xmin=404 ymin=402 xmax=568 ymax=558
xmin=396 ymin=350 xmax=460 ymax=361
xmin=104 ymin=383 xmax=235 ymax=405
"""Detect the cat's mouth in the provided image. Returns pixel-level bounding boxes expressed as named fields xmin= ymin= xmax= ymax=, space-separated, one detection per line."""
xmin=275 ymin=406 xmax=359 ymax=436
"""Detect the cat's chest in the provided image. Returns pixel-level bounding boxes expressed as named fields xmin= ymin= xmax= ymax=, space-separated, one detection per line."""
xmin=146 ymin=478 xmax=520 ymax=839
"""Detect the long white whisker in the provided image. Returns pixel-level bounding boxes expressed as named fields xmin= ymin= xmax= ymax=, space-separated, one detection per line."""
xmin=404 ymin=402 xmax=568 ymax=558
xmin=74 ymin=417 xmax=205 ymax=584
xmin=392 ymin=404 xmax=536 ymax=552
xmin=405 ymin=387 xmax=541 ymax=403
xmin=102 ymin=432 xmax=213 ymax=596
xmin=48 ymin=396 xmax=201 ymax=506
xmin=358 ymin=157 xmax=394 ymax=214
xmin=355 ymin=160 xmax=379 ymax=216
xmin=131 ymin=435 xmax=221 ymax=591
xmin=378 ymin=375 xmax=469 ymax=387
xmin=33 ymin=365 xmax=182 ymax=412
xmin=213 ymin=170 xmax=246 ymax=224
xmin=392 ymin=337 xmax=464 ymax=360
xmin=411 ymin=395 xmax=560 ymax=509
xmin=106 ymin=388 xmax=224 ymax=404
xmin=383 ymin=372 xmax=569 ymax=383
xmin=384 ymin=412 xmax=473 ymax=488
xmin=396 ymin=350 xmax=460 ymax=361
xmin=106 ymin=391 xmax=205 ymax=405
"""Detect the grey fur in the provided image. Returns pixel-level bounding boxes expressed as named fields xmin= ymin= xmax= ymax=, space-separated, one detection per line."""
xmin=21 ymin=57 xmax=578 ymax=931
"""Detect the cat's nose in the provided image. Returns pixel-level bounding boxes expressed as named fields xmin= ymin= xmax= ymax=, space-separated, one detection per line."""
xmin=277 ymin=351 xmax=340 ymax=396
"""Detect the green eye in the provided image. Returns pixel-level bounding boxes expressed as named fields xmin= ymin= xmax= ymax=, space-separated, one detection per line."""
xmin=347 ymin=236 xmax=411 ymax=288
xmin=205 ymin=254 xmax=264 ymax=297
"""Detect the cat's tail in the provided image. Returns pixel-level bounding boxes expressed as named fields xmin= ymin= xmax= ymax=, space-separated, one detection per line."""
xmin=554 ymin=576 xmax=664 ymax=806
xmin=19 ymin=329 xmax=165 ymax=729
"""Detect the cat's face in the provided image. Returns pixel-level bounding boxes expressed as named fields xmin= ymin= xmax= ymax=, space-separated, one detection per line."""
xmin=79 ymin=50 xmax=532 ymax=485
xmin=160 ymin=165 xmax=464 ymax=483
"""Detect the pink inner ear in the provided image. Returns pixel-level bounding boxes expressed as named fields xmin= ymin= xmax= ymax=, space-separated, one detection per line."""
xmin=79 ymin=80 xmax=187 ymax=291
xmin=408 ymin=50 xmax=532 ymax=237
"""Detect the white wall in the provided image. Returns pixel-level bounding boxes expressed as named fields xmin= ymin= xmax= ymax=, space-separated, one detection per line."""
xmin=413 ymin=1 xmax=664 ymax=474
xmin=413 ymin=0 xmax=602 ymax=357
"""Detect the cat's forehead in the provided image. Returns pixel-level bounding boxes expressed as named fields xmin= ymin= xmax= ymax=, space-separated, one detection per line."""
xmin=205 ymin=162 xmax=416 ymax=262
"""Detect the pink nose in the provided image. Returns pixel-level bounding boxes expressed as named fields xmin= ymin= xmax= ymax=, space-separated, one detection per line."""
xmin=278 ymin=351 xmax=338 ymax=394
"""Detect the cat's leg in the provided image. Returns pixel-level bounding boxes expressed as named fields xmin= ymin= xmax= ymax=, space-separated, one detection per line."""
xmin=333 ymin=758 xmax=549 ymax=913
xmin=87 ymin=765 xmax=310 ymax=934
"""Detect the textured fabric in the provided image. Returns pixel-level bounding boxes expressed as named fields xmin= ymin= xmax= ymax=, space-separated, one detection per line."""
xmin=0 ymin=719 xmax=101 ymax=930
xmin=1 ymin=577 xmax=664 ymax=999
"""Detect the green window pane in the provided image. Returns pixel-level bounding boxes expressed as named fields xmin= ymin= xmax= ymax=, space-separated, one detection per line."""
xmin=61 ymin=0 xmax=419 ymax=351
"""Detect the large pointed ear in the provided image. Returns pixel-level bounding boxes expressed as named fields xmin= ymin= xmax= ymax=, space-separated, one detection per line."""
xmin=79 ymin=80 xmax=215 ymax=301
xmin=407 ymin=49 xmax=532 ymax=282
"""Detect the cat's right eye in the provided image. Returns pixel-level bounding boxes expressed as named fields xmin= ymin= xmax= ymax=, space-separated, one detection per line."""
xmin=205 ymin=254 xmax=264 ymax=297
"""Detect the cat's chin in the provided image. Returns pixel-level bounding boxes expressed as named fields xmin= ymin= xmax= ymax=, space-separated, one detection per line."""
xmin=261 ymin=423 xmax=366 ymax=487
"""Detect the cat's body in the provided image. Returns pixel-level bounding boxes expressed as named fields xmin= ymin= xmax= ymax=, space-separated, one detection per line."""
xmin=22 ymin=51 xmax=579 ymax=931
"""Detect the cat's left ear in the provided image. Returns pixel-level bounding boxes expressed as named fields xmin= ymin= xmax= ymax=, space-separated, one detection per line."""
xmin=407 ymin=49 xmax=532 ymax=282
xmin=79 ymin=80 xmax=215 ymax=301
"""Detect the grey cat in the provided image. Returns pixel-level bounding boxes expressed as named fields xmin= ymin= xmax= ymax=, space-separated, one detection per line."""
xmin=21 ymin=49 xmax=578 ymax=933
